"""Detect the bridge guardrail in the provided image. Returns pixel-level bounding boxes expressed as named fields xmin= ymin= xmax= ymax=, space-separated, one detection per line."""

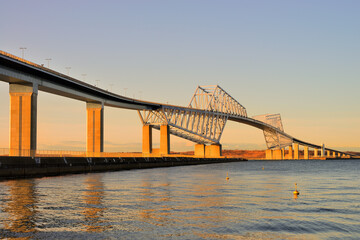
xmin=0 ymin=148 xmax=143 ymax=158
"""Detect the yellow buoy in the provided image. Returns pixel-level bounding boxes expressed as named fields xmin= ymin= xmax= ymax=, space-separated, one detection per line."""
xmin=293 ymin=183 xmax=300 ymax=195
xmin=226 ymin=172 xmax=229 ymax=180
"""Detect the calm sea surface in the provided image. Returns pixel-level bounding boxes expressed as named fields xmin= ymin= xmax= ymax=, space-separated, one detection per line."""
xmin=1 ymin=160 xmax=360 ymax=239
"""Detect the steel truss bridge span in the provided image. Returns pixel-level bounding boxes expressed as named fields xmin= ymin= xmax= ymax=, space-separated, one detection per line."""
xmin=139 ymin=105 xmax=341 ymax=153
xmin=0 ymin=50 xmax=356 ymax=158
xmin=140 ymin=85 xmax=356 ymax=157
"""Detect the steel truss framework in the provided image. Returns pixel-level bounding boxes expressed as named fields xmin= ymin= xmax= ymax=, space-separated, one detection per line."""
xmin=139 ymin=106 xmax=228 ymax=144
xmin=139 ymin=85 xmax=292 ymax=149
xmin=253 ymin=114 xmax=292 ymax=149
xmin=138 ymin=85 xmax=247 ymax=144
xmin=188 ymin=85 xmax=247 ymax=117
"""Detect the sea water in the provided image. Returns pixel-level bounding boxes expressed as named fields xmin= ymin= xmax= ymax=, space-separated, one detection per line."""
xmin=1 ymin=160 xmax=359 ymax=239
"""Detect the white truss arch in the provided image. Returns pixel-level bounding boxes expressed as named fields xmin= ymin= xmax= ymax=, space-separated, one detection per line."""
xmin=253 ymin=114 xmax=292 ymax=149
xmin=188 ymin=85 xmax=247 ymax=117
xmin=138 ymin=106 xmax=228 ymax=144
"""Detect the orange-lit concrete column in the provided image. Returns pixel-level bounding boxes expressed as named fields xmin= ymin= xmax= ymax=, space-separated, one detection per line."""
xmin=265 ymin=149 xmax=273 ymax=160
xmin=293 ymin=143 xmax=299 ymax=159
xmin=288 ymin=145 xmax=293 ymax=159
xmin=86 ymin=102 xmax=104 ymax=155
xmin=337 ymin=152 xmax=341 ymax=158
xmin=332 ymin=152 xmax=336 ymax=158
xmin=205 ymin=144 xmax=222 ymax=158
xmin=321 ymin=144 xmax=325 ymax=157
xmin=9 ymin=84 xmax=37 ymax=157
xmin=326 ymin=150 xmax=330 ymax=157
xmin=194 ymin=144 xmax=205 ymax=157
xmin=314 ymin=149 xmax=318 ymax=158
xmin=304 ymin=146 xmax=309 ymax=159
xmin=272 ymin=149 xmax=282 ymax=159
xmin=160 ymin=125 xmax=170 ymax=155
xmin=142 ymin=125 xmax=152 ymax=154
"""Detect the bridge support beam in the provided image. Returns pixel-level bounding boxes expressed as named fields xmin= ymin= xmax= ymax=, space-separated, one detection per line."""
xmin=9 ymin=84 xmax=37 ymax=156
xmin=142 ymin=125 xmax=152 ymax=154
xmin=294 ymin=143 xmax=299 ymax=159
xmin=194 ymin=144 xmax=205 ymax=157
xmin=288 ymin=146 xmax=293 ymax=159
xmin=326 ymin=150 xmax=330 ymax=158
xmin=160 ymin=125 xmax=170 ymax=155
xmin=86 ymin=102 xmax=104 ymax=155
xmin=332 ymin=152 xmax=336 ymax=158
xmin=304 ymin=146 xmax=309 ymax=159
xmin=205 ymin=144 xmax=222 ymax=158
xmin=338 ymin=152 xmax=341 ymax=158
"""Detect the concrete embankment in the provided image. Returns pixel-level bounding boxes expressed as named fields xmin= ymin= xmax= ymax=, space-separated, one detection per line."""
xmin=0 ymin=156 xmax=247 ymax=179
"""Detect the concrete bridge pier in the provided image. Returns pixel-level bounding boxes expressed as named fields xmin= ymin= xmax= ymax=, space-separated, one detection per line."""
xmin=160 ymin=125 xmax=170 ymax=155
xmin=304 ymin=146 xmax=309 ymax=159
xmin=141 ymin=124 xmax=170 ymax=156
xmin=205 ymin=144 xmax=222 ymax=158
xmin=287 ymin=145 xmax=293 ymax=159
xmin=294 ymin=143 xmax=299 ymax=159
xmin=314 ymin=149 xmax=318 ymax=158
xmin=86 ymin=102 xmax=104 ymax=156
xmin=9 ymin=84 xmax=38 ymax=157
xmin=142 ymin=125 xmax=152 ymax=154
xmin=272 ymin=149 xmax=283 ymax=159
xmin=194 ymin=144 xmax=205 ymax=157
xmin=266 ymin=149 xmax=273 ymax=160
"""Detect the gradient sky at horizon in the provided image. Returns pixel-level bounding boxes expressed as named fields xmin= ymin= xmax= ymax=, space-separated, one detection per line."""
xmin=0 ymin=0 xmax=359 ymax=152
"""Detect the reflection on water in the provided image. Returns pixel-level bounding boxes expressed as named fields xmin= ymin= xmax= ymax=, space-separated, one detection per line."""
xmin=1 ymin=179 xmax=37 ymax=238
xmin=0 ymin=160 xmax=360 ymax=239
xmin=139 ymin=179 xmax=173 ymax=226
xmin=82 ymin=175 xmax=110 ymax=232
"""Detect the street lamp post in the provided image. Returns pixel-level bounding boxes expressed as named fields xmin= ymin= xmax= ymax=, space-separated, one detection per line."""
xmin=65 ymin=67 xmax=71 ymax=75
xmin=81 ymin=74 xmax=87 ymax=81
xmin=45 ymin=58 xmax=52 ymax=68
xmin=19 ymin=47 xmax=27 ymax=59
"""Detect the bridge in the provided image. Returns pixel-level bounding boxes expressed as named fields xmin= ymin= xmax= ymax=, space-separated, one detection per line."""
xmin=0 ymin=50 xmax=357 ymax=159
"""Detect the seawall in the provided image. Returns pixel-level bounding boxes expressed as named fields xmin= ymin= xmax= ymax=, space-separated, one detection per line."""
xmin=0 ymin=156 xmax=246 ymax=179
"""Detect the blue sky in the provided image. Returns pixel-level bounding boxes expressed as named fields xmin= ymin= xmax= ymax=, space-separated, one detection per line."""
xmin=1 ymin=0 xmax=359 ymax=152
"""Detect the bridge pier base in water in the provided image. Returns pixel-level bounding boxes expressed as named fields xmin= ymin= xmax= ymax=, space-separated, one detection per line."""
xmin=194 ymin=144 xmax=205 ymax=157
xmin=265 ymin=149 xmax=273 ymax=160
xmin=205 ymin=144 xmax=222 ymax=158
